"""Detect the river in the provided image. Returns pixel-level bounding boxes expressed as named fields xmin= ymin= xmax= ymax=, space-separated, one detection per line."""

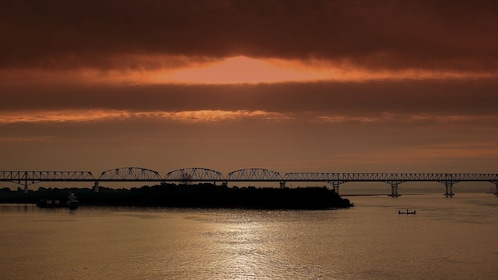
xmin=0 ymin=193 xmax=496 ymax=279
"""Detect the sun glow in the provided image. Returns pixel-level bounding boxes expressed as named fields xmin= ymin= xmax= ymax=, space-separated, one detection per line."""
xmin=150 ymin=56 xmax=332 ymax=84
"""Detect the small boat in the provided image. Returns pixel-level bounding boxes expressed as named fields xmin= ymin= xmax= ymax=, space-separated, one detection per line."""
xmin=398 ymin=209 xmax=416 ymax=215
xmin=67 ymin=193 xmax=79 ymax=210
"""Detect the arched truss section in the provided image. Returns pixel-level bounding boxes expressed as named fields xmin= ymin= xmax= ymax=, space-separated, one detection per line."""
xmin=98 ymin=167 xmax=162 ymax=181
xmin=226 ymin=168 xmax=282 ymax=181
xmin=164 ymin=168 xmax=224 ymax=182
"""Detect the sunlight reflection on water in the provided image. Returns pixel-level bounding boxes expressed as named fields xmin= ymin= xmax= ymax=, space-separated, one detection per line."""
xmin=0 ymin=194 xmax=497 ymax=279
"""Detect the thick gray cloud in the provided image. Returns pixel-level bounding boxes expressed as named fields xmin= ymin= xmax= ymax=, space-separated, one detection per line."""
xmin=1 ymin=0 xmax=497 ymax=71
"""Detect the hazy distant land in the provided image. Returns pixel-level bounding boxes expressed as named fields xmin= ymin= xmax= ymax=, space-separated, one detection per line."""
xmin=0 ymin=184 xmax=353 ymax=210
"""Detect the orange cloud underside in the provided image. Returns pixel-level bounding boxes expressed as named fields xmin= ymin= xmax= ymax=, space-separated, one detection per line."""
xmin=154 ymin=56 xmax=331 ymax=84
xmin=146 ymin=56 xmax=497 ymax=84
xmin=2 ymin=55 xmax=495 ymax=87
xmin=2 ymin=109 xmax=497 ymax=125
xmin=0 ymin=109 xmax=291 ymax=124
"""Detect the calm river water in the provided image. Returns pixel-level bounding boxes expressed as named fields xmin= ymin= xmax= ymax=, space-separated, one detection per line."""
xmin=1 ymin=193 xmax=497 ymax=279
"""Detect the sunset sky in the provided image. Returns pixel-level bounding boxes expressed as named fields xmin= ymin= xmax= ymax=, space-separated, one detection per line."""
xmin=1 ymin=0 xmax=498 ymax=177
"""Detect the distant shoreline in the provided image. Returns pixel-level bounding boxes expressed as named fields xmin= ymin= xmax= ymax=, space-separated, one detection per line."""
xmin=0 ymin=184 xmax=353 ymax=210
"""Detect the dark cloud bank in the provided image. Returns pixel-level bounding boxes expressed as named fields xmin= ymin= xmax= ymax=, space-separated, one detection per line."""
xmin=1 ymin=0 xmax=497 ymax=71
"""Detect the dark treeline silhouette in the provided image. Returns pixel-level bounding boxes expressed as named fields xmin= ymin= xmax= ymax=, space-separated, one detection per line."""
xmin=0 ymin=183 xmax=353 ymax=210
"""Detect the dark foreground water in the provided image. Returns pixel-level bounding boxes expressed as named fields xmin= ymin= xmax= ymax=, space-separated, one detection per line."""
xmin=1 ymin=193 xmax=497 ymax=279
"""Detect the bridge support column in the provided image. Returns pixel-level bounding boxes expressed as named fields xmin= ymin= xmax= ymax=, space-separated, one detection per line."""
xmin=332 ymin=181 xmax=340 ymax=194
xmin=444 ymin=182 xmax=455 ymax=198
xmin=24 ymin=181 xmax=28 ymax=193
xmin=280 ymin=181 xmax=286 ymax=189
xmin=494 ymin=182 xmax=498 ymax=197
xmin=93 ymin=181 xmax=99 ymax=192
xmin=388 ymin=183 xmax=400 ymax=198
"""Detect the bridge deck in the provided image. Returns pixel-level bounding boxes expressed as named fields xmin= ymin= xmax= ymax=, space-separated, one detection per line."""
xmin=1 ymin=170 xmax=496 ymax=183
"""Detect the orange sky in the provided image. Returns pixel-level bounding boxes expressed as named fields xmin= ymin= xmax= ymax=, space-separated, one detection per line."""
xmin=1 ymin=1 xmax=498 ymax=184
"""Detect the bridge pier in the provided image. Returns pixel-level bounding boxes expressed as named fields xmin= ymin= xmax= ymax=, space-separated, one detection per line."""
xmin=444 ymin=182 xmax=455 ymax=198
xmin=23 ymin=181 xmax=28 ymax=193
xmin=93 ymin=181 xmax=99 ymax=192
xmin=494 ymin=182 xmax=498 ymax=197
xmin=331 ymin=181 xmax=342 ymax=194
xmin=280 ymin=181 xmax=286 ymax=188
xmin=388 ymin=182 xmax=401 ymax=198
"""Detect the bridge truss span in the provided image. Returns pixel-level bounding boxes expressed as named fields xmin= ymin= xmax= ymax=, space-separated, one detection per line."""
xmin=98 ymin=167 xmax=162 ymax=181
xmin=284 ymin=172 xmax=339 ymax=181
xmin=283 ymin=172 xmax=414 ymax=182
xmin=283 ymin=172 xmax=498 ymax=182
xmin=281 ymin=172 xmax=498 ymax=197
xmin=0 ymin=171 xmax=96 ymax=184
xmin=0 ymin=170 xmax=96 ymax=192
xmin=227 ymin=168 xmax=282 ymax=181
xmin=164 ymin=168 xmax=224 ymax=182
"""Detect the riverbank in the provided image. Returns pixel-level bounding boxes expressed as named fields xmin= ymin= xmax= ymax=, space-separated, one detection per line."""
xmin=0 ymin=184 xmax=353 ymax=210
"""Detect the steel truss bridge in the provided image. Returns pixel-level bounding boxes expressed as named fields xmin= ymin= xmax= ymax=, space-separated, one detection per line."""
xmin=1 ymin=167 xmax=498 ymax=197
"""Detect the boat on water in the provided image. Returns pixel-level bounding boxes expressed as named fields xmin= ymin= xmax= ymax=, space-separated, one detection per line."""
xmin=67 ymin=193 xmax=79 ymax=210
xmin=37 ymin=193 xmax=79 ymax=210
xmin=398 ymin=209 xmax=416 ymax=215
